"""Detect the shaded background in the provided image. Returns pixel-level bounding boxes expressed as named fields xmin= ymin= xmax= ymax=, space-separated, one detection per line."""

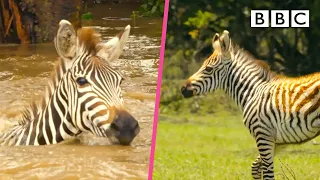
xmin=161 ymin=0 xmax=320 ymax=116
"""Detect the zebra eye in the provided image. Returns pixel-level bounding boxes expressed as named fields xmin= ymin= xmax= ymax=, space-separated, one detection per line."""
xmin=76 ymin=77 xmax=88 ymax=86
xmin=205 ymin=66 xmax=213 ymax=72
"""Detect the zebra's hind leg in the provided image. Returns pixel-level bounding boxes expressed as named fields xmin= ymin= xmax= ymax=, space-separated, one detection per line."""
xmin=251 ymin=155 xmax=262 ymax=179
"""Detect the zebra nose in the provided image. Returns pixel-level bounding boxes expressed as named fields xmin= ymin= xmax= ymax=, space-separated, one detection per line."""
xmin=110 ymin=109 xmax=140 ymax=145
xmin=181 ymin=83 xmax=194 ymax=98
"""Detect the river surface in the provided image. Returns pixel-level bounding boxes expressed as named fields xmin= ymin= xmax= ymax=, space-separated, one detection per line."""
xmin=0 ymin=2 xmax=161 ymax=179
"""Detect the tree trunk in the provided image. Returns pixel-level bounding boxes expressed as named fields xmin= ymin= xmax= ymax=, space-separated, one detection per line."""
xmin=0 ymin=0 xmax=81 ymax=44
xmin=0 ymin=7 xmax=4 ymax=43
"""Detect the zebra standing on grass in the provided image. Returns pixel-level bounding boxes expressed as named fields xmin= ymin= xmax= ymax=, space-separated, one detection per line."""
xmin=181 ymin=30 xmax=320 ymax=180
xmin=0 ymin=20 xmax=140 ymax=146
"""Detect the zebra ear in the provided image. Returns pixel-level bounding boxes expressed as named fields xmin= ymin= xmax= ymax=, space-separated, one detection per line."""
xmin=96 ymin=25 xmax=131 ymax=62
xmin=212 ymin=30 xmax=231 ymax=53
xmin=219 ymin=30 xmax=231 ymax=52
xmin=54 ymin=20 xmax=77 ymax=60
xmin=212 ymin=33 xmax=221 ymax=51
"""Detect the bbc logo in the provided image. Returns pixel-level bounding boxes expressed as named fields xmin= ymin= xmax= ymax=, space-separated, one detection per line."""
xmin=251 ymin=10 xmax=309 ymax=28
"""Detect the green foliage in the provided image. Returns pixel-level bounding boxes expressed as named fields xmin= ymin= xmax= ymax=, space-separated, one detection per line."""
xmin=165 ymin=0 xmax=320 ymax=78
xmin=184 ymin=11 xmax=216 ymax=29
xmin=139 ymin=0 xmax=164 ymax=17
xmin=81 ymin=12 xmax=94 ymax=20
xmin=161 ymin=0 xmax=320 ymax=115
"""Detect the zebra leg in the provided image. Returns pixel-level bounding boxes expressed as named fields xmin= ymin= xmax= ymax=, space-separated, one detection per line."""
xmin=251 ymin=155 xmax=262 ymax=179
xmin=258 ymin=141 xmax=275 ymax=180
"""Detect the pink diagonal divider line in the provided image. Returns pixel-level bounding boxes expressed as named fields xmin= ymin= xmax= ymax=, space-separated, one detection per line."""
xmin=148 ymin=0 xmax=170 ymax=179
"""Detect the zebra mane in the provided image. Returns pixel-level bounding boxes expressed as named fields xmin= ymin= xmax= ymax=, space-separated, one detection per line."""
xmin=77 ymin=27 xmax=101 ymax=55
xmin=19 ymin=58 xmax=66 ymax=125
xmin=230 ymin=43 xmax=280 ymax=80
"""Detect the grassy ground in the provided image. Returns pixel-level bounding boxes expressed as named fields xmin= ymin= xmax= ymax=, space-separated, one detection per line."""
xmin=153 ymin=114 xmax=320 ymax=180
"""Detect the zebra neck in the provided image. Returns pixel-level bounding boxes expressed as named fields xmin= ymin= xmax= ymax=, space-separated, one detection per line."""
xmin=0 ymin=60 xmax=80 ymax=146
xmin=2 ymin=82 xmax=80 ymax=146
xmin=222 ymin=58 xmax=271 ymax=110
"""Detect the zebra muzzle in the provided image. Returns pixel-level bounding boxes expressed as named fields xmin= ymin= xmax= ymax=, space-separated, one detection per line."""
xmin=181 ymin=84 xmax=196 ymax=98
xmin=109 ymin=109 xmax=140 ymax=146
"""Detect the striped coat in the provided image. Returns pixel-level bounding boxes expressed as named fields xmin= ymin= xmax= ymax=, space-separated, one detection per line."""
xmin=0 ymin=20 xmax=140 ymax=146
xmin=181 ymin=30 xmax=320 ymax=180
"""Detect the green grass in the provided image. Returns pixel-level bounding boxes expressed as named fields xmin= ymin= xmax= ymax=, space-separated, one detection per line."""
xmin=153 ymin=115 xmax=320 ymax=180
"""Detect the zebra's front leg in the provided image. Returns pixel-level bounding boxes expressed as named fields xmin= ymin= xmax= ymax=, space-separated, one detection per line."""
xmin=256 ymin=139 xmax=275 ymax=180
xmin=251 ymin=155 xmax=262 ymax=179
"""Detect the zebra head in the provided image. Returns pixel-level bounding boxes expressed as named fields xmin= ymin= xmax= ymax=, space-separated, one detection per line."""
xmin=54 ymin=20 xmax=140 ymax=145
xmin=181 ymin=30 xmax=232 ymax=98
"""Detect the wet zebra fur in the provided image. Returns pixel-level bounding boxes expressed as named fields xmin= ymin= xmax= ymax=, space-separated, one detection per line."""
xmin=181 ymin=30 xmax=320 ymax=179
xmin=0 ymin=20 xmax=140 ymax=146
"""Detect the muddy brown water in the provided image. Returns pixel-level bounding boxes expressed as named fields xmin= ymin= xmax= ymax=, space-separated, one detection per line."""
xmin=0 ymin=3 xmax=161 ymax=179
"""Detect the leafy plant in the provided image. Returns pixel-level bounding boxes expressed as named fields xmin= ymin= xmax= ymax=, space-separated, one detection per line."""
xmin=81 ymin=12 xmax=94 ymax=20
xmin=139 ymin=0 xmax=164 ymax=17
xmin=81 ymin=3 xmax=94 ymax=20
xmin=130 ymin=11 xmax=140 ymax=27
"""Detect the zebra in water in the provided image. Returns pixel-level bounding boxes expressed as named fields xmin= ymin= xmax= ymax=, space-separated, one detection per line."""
xmin=181 ymin=30 xmax=320 ymax=180
xmin=0 ymin=20 xmax=140 ymax=146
